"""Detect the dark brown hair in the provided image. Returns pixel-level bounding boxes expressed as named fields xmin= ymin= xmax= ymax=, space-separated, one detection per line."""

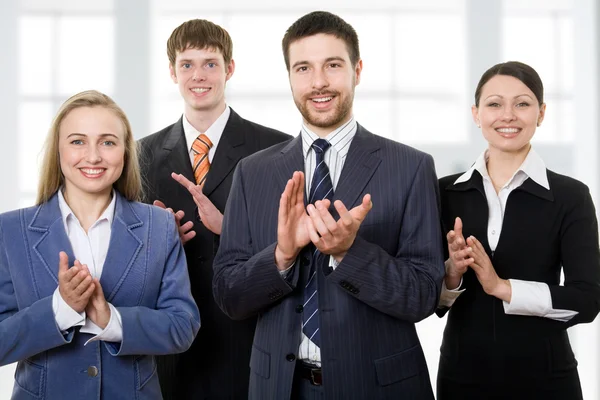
xmin=282 ymin=11 xmax=360 ymax=71
xmin=475 ymin=61 xmax=544 ymax=107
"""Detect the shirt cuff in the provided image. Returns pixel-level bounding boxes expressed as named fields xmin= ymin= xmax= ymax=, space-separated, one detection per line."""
xmin=503 ymin=279 xmax=579 ymax=322
xmin=84 ymin=303 xmax=123 ymax=345
xmin=52 ymin=287 xmax=86 ymax=332
xmin=438 ymin=278 xmax=465 ymax=308
xmin=329 ymin=256 xmax=340 ymax=270
xmin=279 ymin=260 xmax=296 ymax=279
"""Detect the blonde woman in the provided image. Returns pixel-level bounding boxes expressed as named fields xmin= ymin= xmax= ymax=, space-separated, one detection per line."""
xmin=0 ymin=90 xmax=200 ymax=399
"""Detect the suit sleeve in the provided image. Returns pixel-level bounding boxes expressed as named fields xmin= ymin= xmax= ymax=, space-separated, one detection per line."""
xmin=110 ymin=212 xmax=200 ymax=356
xmin=436 ymin=186 xmax=454 ymax=318
xmin=0 ymin=217 xmax=74 ymax=366
xmin=212 ymin=160 xmax=298 ymax=320
xmin=549 ymin=184 xmax=600 ymax=327
xmin=137 ymin=138 xmax=155 ymax=205
xmin=326 ymin=154 xmax=446 ymax=323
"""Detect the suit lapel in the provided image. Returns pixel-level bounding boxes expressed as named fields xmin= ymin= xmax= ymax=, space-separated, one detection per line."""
xmin=445 ymin=172 xmax=492 ymax=254
xmin=515 ymin=175 xmax=554 ymax=202
xmin=446 ymin=170 xmax=486 ymax=198
xmin=273 ymin=135 xmax=304 ymax=195
xmin=163 ymin=117 xmax=195 ymax=184
xmin=99 ymin=193 xmax=144 ymax=302
xmin=203 ymin=109 xmax=247 ymax=198
xmin=30 ymin=194 xmax=76 ymax=288
xmin=30 ymin=192 xmax=144 ymax=301
xmin=155 ymin=117 xmax=197 ymax=216
xmin=332 ymin=125 xmax=382 ymax=215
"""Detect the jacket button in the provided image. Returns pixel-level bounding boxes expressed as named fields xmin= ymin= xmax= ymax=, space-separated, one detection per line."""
xmin=296 ymin=305 xmax=303 ymax=313
xmin=87 ymin=366 xmax=98 ymax=377
xmin=301 ymin=257 xmax=309 ymax=267
xmin=286 ymin=353 xmax=296 ymax=362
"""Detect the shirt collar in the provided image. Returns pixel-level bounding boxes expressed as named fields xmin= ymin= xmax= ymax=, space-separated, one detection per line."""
xmin=58 ymin=188 xmax=117 ymax=233
xmin=183 ymin=105 xmax=231 ymax=152
xmin=300 ymin=117 xmax=358 ymax=159
xmin=454 ymin=148 xmax=549 ymax=190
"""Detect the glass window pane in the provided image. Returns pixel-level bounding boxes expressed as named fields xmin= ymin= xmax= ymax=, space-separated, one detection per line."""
xmin=57 ymin=17 xmax=114 ymax=95
xmin=353 ymin=98 xmax=394 ymax=140
xmin=394 ymin=14 xmax=466 ymax=93
xmin=19 ymin=101 xmax=54 ymax=193
xmin=21 ymin=0 xmax=114 ymax=12
xmin=503 ymin=0 xmax=572 ymax=12
xmin=152 ymin=0 xmax=228 ymax=12
xmin=333 ymin=14 xmax=394 ymax=90
xmin=0 ymin=364 xmax=16 ymax=400
xmin=226 ymin=14 xmax=294 ymax=93
xmin=502 ymin=16 xmax=562 ymax=94
xmin=19 ymin=197 xmax=36 ymax=209
xmin=557 ymin=16 xmax=574 ymax=92
xmin=149 ymin=99 xmax=183 ymax=134
xmin=19 ymin=16 xmax=54 ymax=96
xmin=532 ymin=99 xmax=573 ymax=144
xmin=395 ymin=97 xmax=467 ymax=144
xmin=231 ymin=98 xmax=298 ymax=137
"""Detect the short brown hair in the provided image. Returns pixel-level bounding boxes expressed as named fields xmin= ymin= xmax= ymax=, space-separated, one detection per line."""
xmin=167 ymin=19 xmax=233 ymax=66
xmin=282 ymin=11 xmax=360 ymax=71
xmin=36 ymin=90 xmax=142 ymax=205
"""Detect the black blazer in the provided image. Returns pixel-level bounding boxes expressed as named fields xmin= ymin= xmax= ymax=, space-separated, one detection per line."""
xmin=138 ymin=109 xmax=291 ymax=399
xmin=437 ymin=169 xmax=600 ymax=386
xmin=213 ymin=126 xmax=445 ymax=399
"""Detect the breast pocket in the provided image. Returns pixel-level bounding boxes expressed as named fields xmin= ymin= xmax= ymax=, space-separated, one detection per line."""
xmin=14 ymin=359 xmax=45 ymax=397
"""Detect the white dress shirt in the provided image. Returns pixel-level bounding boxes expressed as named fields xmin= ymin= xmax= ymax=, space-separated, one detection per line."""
xmin=182 ymin=105 xmax=231 ymax=165
xmin=295 ymin=117 xmax=358 ymax=366
xmin=439 ymin=149 xmax=578 ymax=322
xmin=52 ymin=190 xmax=124 ymax=344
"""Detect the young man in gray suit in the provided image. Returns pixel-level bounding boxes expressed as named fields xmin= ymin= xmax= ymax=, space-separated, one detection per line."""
xmin=138 ymin=19 xmax=291 ymax=399
xmin=213 ymin=11 xmax=445 ymax=399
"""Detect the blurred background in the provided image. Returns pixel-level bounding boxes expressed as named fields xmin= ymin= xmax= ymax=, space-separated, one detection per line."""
xmin=0 ymin=0 xmax=598 ymax=398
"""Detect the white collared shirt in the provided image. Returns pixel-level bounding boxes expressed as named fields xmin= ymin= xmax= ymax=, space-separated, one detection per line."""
xmin=297 ymin=117 xmax=358 ymax=366
xmin=439 ymin=148 xmax=578 ymax=322
xmin=52 ymin=190 xmax=124 ymax=344
xmin=182 ymin=105 xmax=231 ymax=165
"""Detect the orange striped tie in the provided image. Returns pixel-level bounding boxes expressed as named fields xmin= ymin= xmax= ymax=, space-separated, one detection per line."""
xmin=192 ymin=134 xmax=213 ymax=186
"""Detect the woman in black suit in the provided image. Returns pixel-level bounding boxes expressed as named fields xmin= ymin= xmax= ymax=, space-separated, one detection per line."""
xmin=436 ymin=61 xmax=600 ymax=400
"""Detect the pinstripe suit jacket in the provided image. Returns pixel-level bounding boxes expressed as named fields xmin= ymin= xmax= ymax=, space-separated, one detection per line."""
xmin=213 ymin=125 xmax=445 ymax=399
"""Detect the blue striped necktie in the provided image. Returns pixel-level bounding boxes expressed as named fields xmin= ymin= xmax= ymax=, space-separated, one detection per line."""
xmin=302 ymin=138 xmax=333 ymax=347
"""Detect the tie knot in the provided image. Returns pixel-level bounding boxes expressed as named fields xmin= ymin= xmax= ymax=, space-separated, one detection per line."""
xmin=311 ymin=139 xmax=331 ymax=154
xmin=192 ymin=133 xmax=213 ymax=155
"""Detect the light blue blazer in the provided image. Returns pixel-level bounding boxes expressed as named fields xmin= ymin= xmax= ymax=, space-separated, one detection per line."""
xmin=0 ymin=191 xmax=200 ymax=399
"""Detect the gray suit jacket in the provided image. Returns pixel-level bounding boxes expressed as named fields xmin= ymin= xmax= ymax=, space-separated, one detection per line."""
xmin=213 ymin=125 xmax=445 ymax=399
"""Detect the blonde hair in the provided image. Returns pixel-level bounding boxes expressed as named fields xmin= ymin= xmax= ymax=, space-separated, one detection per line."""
xmin=36 ymin=90 xmax=142 ymax=205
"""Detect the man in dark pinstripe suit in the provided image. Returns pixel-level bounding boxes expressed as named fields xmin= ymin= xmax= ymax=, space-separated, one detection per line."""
xmin=213 ymin=11 xmax=445 ymax=399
